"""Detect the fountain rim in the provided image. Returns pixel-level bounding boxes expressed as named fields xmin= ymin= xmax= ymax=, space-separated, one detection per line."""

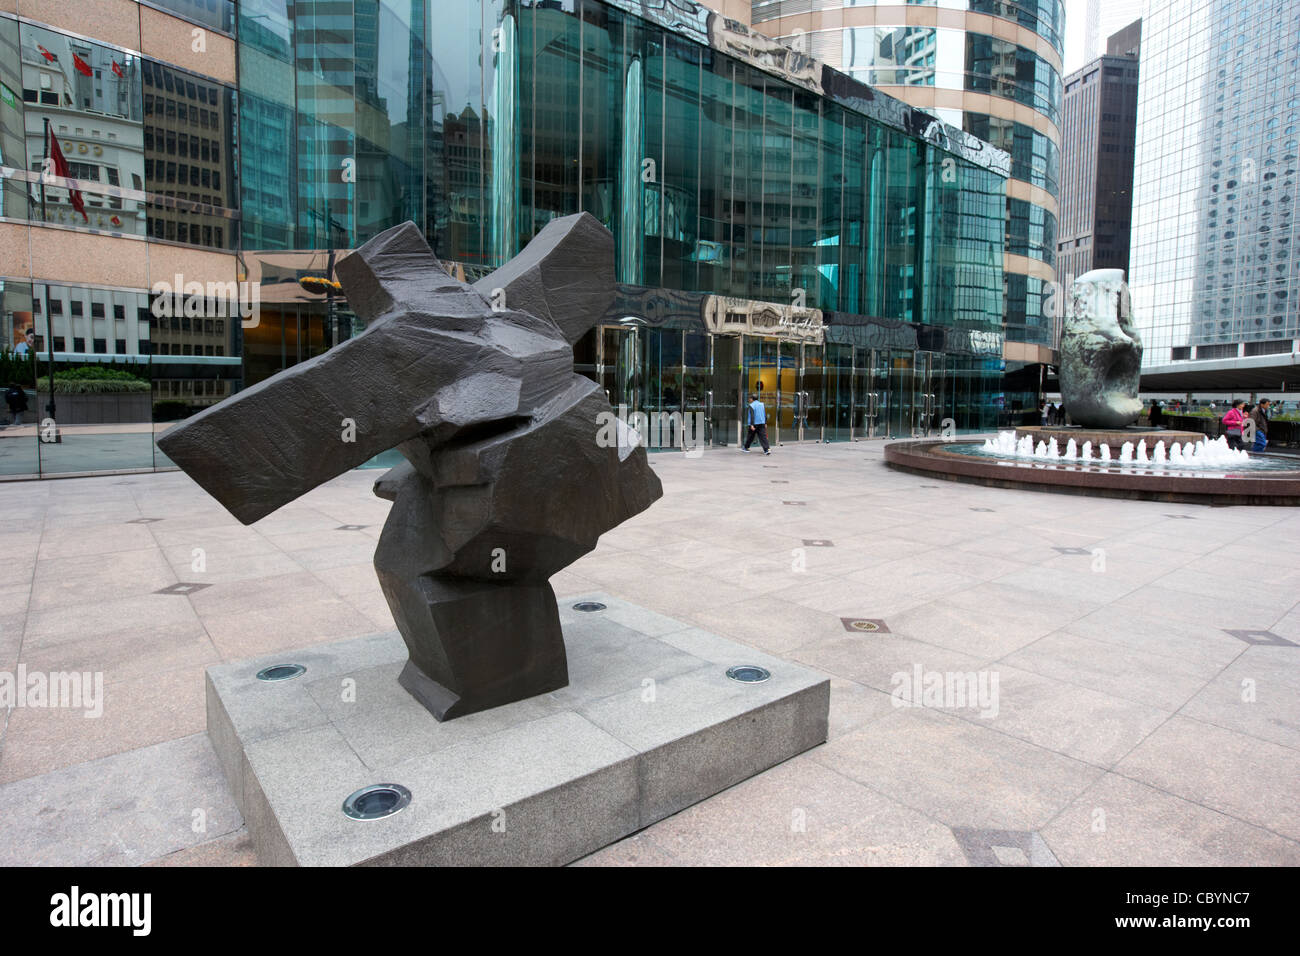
xmin=882 ymin=438 xmax=1300 ymax=506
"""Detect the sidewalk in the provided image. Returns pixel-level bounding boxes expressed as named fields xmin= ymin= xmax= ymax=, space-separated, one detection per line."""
xmin=1 ymin=440 xmax=1297 ymax=866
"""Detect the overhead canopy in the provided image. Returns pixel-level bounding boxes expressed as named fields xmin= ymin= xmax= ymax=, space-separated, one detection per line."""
xmin=1137 ymin=354 xmax=1300 ymax=393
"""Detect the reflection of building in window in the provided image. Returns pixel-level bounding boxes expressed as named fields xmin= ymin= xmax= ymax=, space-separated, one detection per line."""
xmin=19 ymin=23 xmax=146 ymax=234
xmin=141 ymin=60 xmax=237 ymax=249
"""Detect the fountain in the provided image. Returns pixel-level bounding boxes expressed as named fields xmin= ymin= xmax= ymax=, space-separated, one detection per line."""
xmin=980 ymin=430 xmax=1251 ymax=468
xmin=885 ymin=269 xmax=1300 ymax=504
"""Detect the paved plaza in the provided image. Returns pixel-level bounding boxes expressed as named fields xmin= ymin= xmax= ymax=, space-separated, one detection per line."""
xmin=1 ymin=439 xmax=1298 ymax=866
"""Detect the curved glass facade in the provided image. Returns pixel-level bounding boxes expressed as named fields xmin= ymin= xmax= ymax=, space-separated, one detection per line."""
xmin=756 ymin=2 xmax=1064 ymax=361
xmin=841 ymin=27 xmax=1061 ymax=127
xmin=963 ymin=113 xmax=1059 ymax=194
xmin=1007 ymin=197 xmax=1057 ymax=266
xmin=753 ymin=1 xmax=1065 ymax=56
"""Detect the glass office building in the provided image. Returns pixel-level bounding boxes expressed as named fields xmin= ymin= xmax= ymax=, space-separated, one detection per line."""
xmin=236 ymin=0 xmax=1008 ymax=444
xmin=1 ymin=0 xmax=1008 ymax=480
xmin=1129 ymin=0 xmax=1300 ymax=367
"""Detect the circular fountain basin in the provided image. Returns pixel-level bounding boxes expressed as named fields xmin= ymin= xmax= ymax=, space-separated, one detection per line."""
xmin=884 ymin=439 xmax=1300 ymax=505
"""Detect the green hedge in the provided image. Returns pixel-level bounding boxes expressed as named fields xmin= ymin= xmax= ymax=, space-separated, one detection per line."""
xmin=0 ymin=348 xmax=37 ymax=387
xmin=54 ymin=366 xmax=149 ymax=383
xmin=35 ymin=376 xmax=150 ymax=393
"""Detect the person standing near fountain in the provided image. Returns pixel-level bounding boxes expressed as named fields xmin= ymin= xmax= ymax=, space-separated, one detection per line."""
xmin=1222 ymin=399 xmax=1248 ymax=450
xmin=1149 ymin=400 xmax=1163 ymax=428
xmin=1251 ymin=399 xmax=1271 ymax=452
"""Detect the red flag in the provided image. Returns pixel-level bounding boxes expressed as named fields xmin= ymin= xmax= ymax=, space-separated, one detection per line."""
xmin=47 ymin=129 xmax=88 ymax=223
xmin=71 ymin=52 xmax=93 ymax=77
xmin=36 ymin=44 xmax=56 ymax=62
xmin=111 ymin=60 xmax=124 ymax=78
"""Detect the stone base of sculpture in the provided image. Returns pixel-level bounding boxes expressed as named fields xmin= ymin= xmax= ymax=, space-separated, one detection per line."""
xmin=204 ymin=594 xmax=830 ymax=866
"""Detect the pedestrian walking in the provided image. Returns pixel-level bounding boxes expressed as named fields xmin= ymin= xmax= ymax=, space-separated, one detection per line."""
xmin=742 ymin=392 xmax=770 ymax=455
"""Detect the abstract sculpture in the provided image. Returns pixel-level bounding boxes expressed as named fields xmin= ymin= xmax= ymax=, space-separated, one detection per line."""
xmin=158 ymin=213 xmax=663 ymax=720
xmin=1059 ymin=268 xmax=1143 ymax=428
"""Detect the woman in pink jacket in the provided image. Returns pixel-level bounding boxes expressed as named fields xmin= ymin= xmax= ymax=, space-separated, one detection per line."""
xmin=1222 ymin=400 xmax=1247 ymax=450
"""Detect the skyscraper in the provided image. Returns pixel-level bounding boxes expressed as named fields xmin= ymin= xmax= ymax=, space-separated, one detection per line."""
xmin=1058 ymin=21 xmax=1140 ymax=294
xmin=1083 ymin=0 xmax=1142 ymax=64
xmin=749 ymin=0 xmax=1065 ymax=405
xmin=1129 ymin=0 xmax=1299 ymax=370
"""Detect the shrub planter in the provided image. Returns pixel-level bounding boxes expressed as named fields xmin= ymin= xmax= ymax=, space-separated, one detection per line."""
xmin=37 ymin=391 xmax=152 ymax=425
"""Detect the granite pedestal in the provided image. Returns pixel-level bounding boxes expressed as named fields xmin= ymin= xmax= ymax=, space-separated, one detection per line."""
xmin=205 ymin=593 xmax=830 ymax=866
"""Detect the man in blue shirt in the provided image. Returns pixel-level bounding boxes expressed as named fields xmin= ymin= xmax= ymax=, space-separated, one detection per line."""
xmin=743 ymin=392 xmax=770 ymax=454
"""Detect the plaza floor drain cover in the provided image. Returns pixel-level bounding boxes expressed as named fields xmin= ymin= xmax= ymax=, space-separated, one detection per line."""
xmin=256 ymin=664 xmax=306 ymax=682
xmin=342 ymin=784 xmax=412 ymax=821
xmin=573 ymin=601 xmax=607 ymax=612
xmin=726 ymin=665 xmax=771 ymax=683
xmin=840 ymin=617 xmax=890 ymax=633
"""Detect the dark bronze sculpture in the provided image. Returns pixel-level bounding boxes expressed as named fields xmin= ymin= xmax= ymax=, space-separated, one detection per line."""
xmin=159 ymin=214 xmax=663 ymax=719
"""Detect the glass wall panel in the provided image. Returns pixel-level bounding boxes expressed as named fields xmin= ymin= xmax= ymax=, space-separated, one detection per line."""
xmin=11 ymin=21 xmax=145 ymax=235
xmin=521 ymin=1 xmax=579 ymax=256
xmin=682 ymin=330 xmax=709 ymax=443
xmin=659 ymin=33 xmax=702 ymax=294
xmin=923 ymin=152 xmax=1006 ymax=330
xmin=146 ymin=0 xmax=237 ymax=34
xmin=824 ymin=342 xmax=853 ymax=441
xmin=882 ymin=129 xmax=921 ymax=322
xmin=142 ymin=60 xmax=238 ymax=249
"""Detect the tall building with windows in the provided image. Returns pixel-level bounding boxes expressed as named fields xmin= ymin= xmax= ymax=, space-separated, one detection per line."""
xmin=0 ymin=0 xmax=242 ymax=481
xmin=749 ymin=0 xmax=1065 ymax=409
xmin=1083 ymin=0 xmax=1141 ymax=65
xmin=1129 ymin=0 xmax=1299 ymax=389
xmin=1057 ymin=20 xmax=1139 ymax=290
xmin=2 ymin=0 xmax=1011 ymax=481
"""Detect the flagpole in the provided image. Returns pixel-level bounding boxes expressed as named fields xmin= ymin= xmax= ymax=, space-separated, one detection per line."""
xmin=40 ymin=118 xmax=56 ymax=424
xmin=40 ymin=117 xmax=49 ymax=223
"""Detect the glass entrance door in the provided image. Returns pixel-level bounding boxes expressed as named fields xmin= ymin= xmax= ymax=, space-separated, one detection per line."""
xmin=852 ymin=347 xmax=877 ymax=439
xmin=799 ymin=342 xmax=822 ymax=442
xmin=682 ymin=331 xmax=710 ymax=448
xmin=915 ymin=352 xmax=936 ymax=437
xmin=824 ymin=343 xmax=852 ymax=441
xmin=777 ymin=340 xmax=801 ymax=444
xmin=887 ymin=349 xmax=915 ymax=437
xmin=743 ymin=336 xmax=778 ymax=442
xmin=712 ymin=335 xmax=741 ymax=446
xmin=600 ymin=325 xmax=635 ymax=411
